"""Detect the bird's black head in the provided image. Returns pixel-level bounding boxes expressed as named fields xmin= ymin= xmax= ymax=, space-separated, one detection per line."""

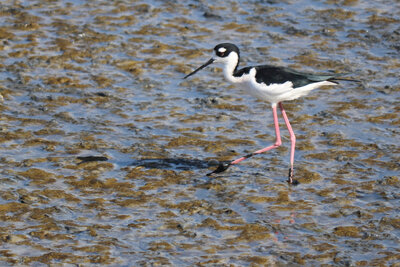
xmin=183 ymin=43 xmax=241 ymax=79
xmin=214 ymin=43 xmax=240 ymax=58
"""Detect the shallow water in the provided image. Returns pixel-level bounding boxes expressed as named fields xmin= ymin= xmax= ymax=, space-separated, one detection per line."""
xmin=0 ymin=0 xmax=399 ymax=265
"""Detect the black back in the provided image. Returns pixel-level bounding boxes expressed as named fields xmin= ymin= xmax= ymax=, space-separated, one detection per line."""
xmin=234 ymin=65 xmax=337 ymax=88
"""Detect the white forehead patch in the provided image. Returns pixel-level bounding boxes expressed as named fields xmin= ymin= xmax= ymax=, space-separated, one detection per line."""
xmin=218 ymin=47 xmax=227 ymax=53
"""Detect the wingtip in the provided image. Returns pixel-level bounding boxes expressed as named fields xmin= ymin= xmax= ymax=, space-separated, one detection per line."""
xmin=328 ymin=77 xmax=361 ymax=84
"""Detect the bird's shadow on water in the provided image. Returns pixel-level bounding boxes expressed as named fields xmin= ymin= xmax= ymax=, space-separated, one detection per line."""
xmin=130 ymin=158 xmax=297 ymax=185
xmin=131 ymin=158 xmax=221 ymax=171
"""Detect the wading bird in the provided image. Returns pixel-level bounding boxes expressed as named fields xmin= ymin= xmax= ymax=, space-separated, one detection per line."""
xmin=184 ymin=43 xmax=358 ymax=184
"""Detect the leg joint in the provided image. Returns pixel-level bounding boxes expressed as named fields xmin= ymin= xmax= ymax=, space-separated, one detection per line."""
xmin=274 ymin=140 xmax=282 ymax=147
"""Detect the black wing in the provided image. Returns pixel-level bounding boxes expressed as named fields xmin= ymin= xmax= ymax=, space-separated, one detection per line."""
xmin=235 ymin=65 xmax=338 ymax=88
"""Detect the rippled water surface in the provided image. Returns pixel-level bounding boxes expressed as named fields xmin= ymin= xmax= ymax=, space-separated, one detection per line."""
xmin=0 ymin=0 xmax=399 ymax=265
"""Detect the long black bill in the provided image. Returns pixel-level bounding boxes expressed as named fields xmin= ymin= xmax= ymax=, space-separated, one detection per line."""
xmin=183 ymin=58 xmax=215 ymax=79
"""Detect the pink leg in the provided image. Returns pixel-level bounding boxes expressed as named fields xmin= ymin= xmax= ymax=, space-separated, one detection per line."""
xmin=208 ymin=102 xmax=299 ymax=185
xmin=278 ymin=102 xmax=297 ymax=184
xmin=230 ymin=104 xmax=281 ymax=164
xmin=207 ymin=104 xmax=282 ymax=175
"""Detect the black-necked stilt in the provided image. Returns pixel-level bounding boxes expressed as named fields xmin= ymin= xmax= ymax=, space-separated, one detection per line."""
xmin=184 ymin=43 xmax=358 ymax=184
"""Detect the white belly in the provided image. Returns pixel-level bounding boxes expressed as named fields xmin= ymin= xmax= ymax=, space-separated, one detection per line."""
xmin=239 ymin=79 xmax=335 ymax=105
xmin=224 ymin=66 xmax=336 ymax=105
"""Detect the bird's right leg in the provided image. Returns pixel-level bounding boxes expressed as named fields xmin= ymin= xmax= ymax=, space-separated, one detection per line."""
xmin=207 ymin=104 xmax=282 ymax=176
xmin=278 ymin=102 xmax=299 ymax=185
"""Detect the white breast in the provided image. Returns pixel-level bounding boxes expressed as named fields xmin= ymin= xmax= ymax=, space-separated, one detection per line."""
xmin=230 ymin=68 xmax=334 ymax=105
xmin=231 ymin=68 xmax=293 ymax=104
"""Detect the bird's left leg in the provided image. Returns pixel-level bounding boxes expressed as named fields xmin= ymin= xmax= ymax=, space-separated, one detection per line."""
xmin=207 ymin=104 xmax=282 ymax=176
xmin=278 ymin=102 xmax=298 ymax=185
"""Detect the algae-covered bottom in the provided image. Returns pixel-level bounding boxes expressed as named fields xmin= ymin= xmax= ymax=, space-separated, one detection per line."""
xmin=0 ymin=0 xmax=399 ymax=265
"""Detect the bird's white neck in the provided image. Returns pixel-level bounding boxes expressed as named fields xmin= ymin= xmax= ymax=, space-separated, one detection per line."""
xmin=220 ymin=52 xmax=240 ymax=83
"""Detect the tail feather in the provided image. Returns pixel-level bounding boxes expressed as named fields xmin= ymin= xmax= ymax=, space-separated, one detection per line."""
xmin=306 ymin=71 xmax=361 ymax=84
xmin=328 ymin=77 xmax=361 ymax=83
